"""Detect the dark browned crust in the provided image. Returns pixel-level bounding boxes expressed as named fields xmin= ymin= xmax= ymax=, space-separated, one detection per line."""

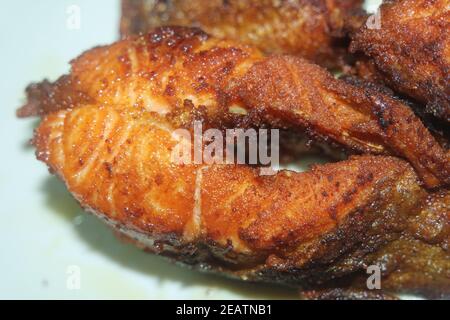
xmin=16 ymin=75 xmax=94 ymax=118
xmin=345 ymin=190 xmax=450 ymax=300
xmin=350 ymin=0 xmax=450 ymax=122
xmin=340 ymin=73 xmax=450 ymax=149
xmin=367 ymin=237 xmax=450 ymax=300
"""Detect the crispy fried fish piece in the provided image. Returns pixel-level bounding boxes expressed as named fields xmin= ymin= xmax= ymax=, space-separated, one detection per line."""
xmin=17 ymin=27 xmax=449 ymax=188
xmin=350 ymin=0 xmax=450 ymax=122
xmin=120 ymin=0 xmax=364 ymax=69
xmin=298 ymin=190 xmax=449 ymax=299
xmin=33 ymin=103 xmax=425 ymax=287
xmin=362 ymin=190 xmax=450 ymax=299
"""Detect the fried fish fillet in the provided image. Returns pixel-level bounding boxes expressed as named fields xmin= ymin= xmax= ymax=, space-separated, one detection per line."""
xmin=350 ymin=0 xmax=450 ymax=122
xmin=17 ymin=27 xmax=449 ymax=188
xmin=120 ymin=0 xmax=365 ymax=69
xmin=34 ymin=103 xmax=426 ymax=288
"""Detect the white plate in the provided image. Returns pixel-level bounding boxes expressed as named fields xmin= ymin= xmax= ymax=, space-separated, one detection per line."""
xmin=0 ymin=0 xmax=387 ymax=299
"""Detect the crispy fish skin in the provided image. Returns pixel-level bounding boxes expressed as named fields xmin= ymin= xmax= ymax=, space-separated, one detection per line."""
xmin=120 ymin=0 xmax=364 ymax=69
xmin=335 ymin=190 xmax=450 ymax=300
xmin=295 ymin=190 xmax=450 ymax=300
xmin=369 ymin=238 xmax=450 ymax=299
xmin=408 ymin=190 xmax=450 ymax=249
xmin=364 ymin=190 xmax=450 ymax=299
xmin=236 ymin=56 xmax=450 ymax=188
xmin=350 ymin=0 xmax=450 ymax=122
xmin=17 ymin=27 xmax=449 ymax=188
xmin=34 ymin=103 xmax=425 ymax=286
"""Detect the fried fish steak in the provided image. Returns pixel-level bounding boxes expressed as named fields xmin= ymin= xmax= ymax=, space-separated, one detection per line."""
xmin=33 ymin=102 xmax=426 ymax=287
xmin=350 ymin=0 xmax=450 ymax=122
xmin=20 ymin=26 xmax=449 ymax=298
xmin=120 ymin=0 xmax=364 ymax=69
xmin=17 ymin=27 xmax=449 ymax=188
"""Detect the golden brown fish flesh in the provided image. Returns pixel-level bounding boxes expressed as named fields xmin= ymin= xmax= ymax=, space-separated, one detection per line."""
xmin=18 ymin=27 xmax=450 ymax=188
xmin=120 ymin=0 xmax=365 ymax=69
